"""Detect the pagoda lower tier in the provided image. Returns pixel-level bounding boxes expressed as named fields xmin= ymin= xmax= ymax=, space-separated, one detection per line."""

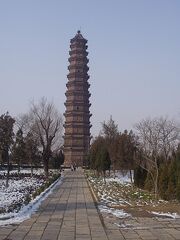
xmin=63 ymin=133 xmax=91 ymax=166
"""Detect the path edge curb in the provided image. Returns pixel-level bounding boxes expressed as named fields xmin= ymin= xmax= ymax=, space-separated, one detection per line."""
xmin=85 ymin=172 xmax=109 ymax=234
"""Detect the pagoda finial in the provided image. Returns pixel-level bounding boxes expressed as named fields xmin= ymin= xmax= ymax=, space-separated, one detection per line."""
xmin=70 ymin=30 xmax=87 ymax=42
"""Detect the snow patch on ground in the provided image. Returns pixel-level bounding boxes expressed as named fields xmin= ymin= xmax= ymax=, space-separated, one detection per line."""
xmin=0 ymin=169 xmax=45 ymax=176
xmin=88 ymin=170 xmax=180 ymax=223
xmin=88 ymin=171 xmax=133 ymax=220
xmin=151 ymin=211 xmax=180 ymax=219
xmin=99 ymin=204 xmax=131 ymax=219
xmin=0 ymin=177 xmax=44 ymax=212
xmin=0 ymin=176 xmax=63 ymax=226
xmin=106 ymin=171 xmax=133 ymax=185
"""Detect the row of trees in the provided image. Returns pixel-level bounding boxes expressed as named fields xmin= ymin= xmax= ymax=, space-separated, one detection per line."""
xmin=89 ymin=116 xmax=180 ymax=200
xmin=0 ymin=98 xmax=64 ymax=187
xmin=89 ymin=117 xmax=137 ymax=181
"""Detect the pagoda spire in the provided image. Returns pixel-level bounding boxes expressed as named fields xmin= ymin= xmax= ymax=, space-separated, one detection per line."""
xmin=63 ymin=31 xmax=92 ymax=167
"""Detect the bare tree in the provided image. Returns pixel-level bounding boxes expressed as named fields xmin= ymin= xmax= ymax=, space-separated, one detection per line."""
xmin=24 ymin=131 xmax=40 ymax=176
xmin=29 ymin=98 xmax=63 ymax=177
xmin=135 ymin=116 xmax=179 ymax=198
xmin=16 ymin=113 xmax=31 ymax=135
xmin=158 ymin=117 xmax=179 ymax=161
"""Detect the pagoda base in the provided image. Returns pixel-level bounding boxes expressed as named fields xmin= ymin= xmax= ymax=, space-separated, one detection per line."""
xmin=64 ymin=150 xmax=87 ymax=167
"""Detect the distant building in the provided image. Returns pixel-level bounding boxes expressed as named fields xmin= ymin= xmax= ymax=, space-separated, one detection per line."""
xmin=63 ymin=31 xmax=92 ymax=167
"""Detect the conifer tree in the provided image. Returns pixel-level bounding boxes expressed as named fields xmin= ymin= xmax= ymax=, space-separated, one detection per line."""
xmin=24 ymin=131 xmax=40 ymax=176
xmin=97 ymin=143 xmax=111 ymax=181
xmin=158 ymin=164 xmax=169 ymax=200
xmin=12 ymin=128 xmax=26 ymax=173
xmin=101 ymin=116 xmax=119 ymax=172
xmin=0 ymin=112 xmax=15 ymax=187
xmin=166 ymin=160 xmax=177 ymax=200
xmin=89 ymin=136 xmax=111 ymax=178
xmin=175 ymin=146 xmax=180 ymax=200
xmin=134 ymin=165 xmax=147 ymax=188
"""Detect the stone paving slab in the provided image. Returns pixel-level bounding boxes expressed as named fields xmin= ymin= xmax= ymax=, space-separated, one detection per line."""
xmin=0 ymin=169 xmax=109 ymax=240
xmin=0 ymin=169 xmax=180 ymax=240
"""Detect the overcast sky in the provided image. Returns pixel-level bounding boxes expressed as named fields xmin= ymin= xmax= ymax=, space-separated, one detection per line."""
xmin=0 ymin=0 xmax=179 ymax=136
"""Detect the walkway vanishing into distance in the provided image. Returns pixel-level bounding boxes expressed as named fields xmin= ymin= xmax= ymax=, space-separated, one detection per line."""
xmin=0 ymin=169 xmax=180 ymax=240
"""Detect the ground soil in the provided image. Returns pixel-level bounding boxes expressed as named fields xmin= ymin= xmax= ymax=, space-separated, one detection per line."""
xmin=110 ymin=202 xmax=180 ymax=218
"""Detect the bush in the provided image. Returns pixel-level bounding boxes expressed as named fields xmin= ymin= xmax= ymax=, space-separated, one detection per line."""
xmin=24 ymin=194 xmax=31 ymax=205
xmin=31 ymin=173 xmax=60 ymax=199
xmin=158 ymin=164 xmax=169 ymax=200
xmin=176 ymin=178 xmax=180 ymax=200
xmin=158 ymin=150 xmax=180 ymax=201
xmin=134 ymin=166 xmax=147 ymax=188
xmin=144 ymin=172 xmax=154 ymax=192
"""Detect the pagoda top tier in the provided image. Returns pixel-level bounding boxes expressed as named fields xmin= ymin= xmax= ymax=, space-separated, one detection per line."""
xmin=70 ymin=30 xmax=87 ymax=43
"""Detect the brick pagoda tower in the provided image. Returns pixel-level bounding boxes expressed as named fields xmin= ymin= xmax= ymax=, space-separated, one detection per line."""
xmin=63 ymin=31 xmax=92 ymax=167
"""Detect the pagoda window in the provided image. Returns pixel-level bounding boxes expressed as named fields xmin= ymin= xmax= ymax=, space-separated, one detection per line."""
xmin=76 ymin=95 xmax=83 ymax=100
xmin=78 ymin=116 xmax=83 ymax=121
xmin=74 ymin=128 xmax=78 ymax=133
xmin=78 ymin=128 xmax=83 ymax=133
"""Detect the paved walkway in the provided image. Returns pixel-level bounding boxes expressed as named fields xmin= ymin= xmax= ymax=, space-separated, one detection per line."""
xmin=0 ymin=169 xmax=180 ymax=240
xmin=0 ymin=169 xmax=108 ymax=240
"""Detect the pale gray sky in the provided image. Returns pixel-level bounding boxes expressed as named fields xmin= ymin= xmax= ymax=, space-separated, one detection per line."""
xmin=0 ymin=0 xmax=180 ymax=136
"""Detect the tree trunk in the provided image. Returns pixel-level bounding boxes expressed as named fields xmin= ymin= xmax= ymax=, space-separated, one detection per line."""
xmin=18 ymin=163 xmax=20 ymax=175
xmin=111 ymin=160 xmax=116 ymax=178
xmin=129 ymin=169 xmax=133 ymax=183
xmin=5 ymin=151 xmax=10 ymax=188
xmin=103 ymin=170 xmax=106 ymax=183
xmin=42 ymin=144 xmax=52 ymax=178
xmin=96 ymin=169 xmax=99 ymax=177
xmin=31 ymin=163 xmax=33 ymax=177
xmin=113 ymin=168 xmax=116 ymax=178
xmin=154 ymin=161 xmax=159 ymax=199
xmin=43 ymin=151 xmax=50 ymax=178
xmin=44 ymin=158 xmax=49 ymax=178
